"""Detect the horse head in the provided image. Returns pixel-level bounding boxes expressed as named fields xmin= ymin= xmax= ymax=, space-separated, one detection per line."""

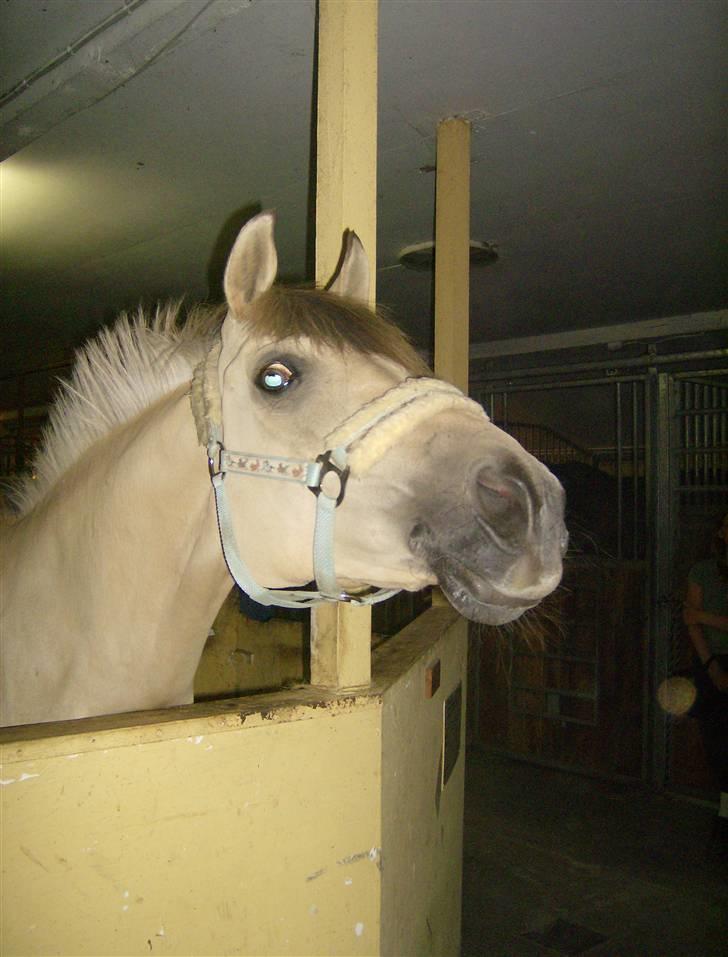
xmin=201 ymin=212 xmax=567 ymax=624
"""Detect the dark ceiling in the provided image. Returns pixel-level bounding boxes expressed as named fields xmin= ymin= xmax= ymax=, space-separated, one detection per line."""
xmin=1 ymin=0 xmax=726 ymax=392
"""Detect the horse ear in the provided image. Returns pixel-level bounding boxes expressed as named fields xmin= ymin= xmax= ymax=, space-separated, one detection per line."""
xmin=327 ymin=230 xmax=370 ymax=303
xmin=223 ymin=211 xmax=278 ymax=318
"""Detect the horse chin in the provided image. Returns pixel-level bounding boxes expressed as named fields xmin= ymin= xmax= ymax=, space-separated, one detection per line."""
xmin=434 ymin=556 xmax=536 ymax=625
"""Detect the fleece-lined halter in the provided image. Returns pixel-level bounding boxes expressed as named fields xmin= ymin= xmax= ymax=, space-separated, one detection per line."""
xmin=191 ymin=339 xmax=488 ymax=608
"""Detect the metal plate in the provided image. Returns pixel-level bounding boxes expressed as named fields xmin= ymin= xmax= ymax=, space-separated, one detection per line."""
xmin=442 ymin=682 xmax=462 ymax=787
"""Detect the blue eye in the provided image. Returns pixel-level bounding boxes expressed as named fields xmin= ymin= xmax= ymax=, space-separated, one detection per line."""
xmin=257 ymin=362 xmax=296 ymax=393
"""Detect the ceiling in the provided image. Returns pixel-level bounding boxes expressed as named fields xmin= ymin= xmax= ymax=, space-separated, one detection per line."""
xmin=1 ymin=0 xmax=726 ymax=391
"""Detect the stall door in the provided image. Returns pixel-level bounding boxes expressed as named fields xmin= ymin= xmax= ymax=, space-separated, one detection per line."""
xmin=664 ymin=371 xmax=728 ymax=794
xmin=474 ymin=377 xmax=648 ymax=779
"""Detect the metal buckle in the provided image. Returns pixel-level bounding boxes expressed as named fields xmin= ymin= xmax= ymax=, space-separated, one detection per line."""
xmin=310 ymin=450 xmax=350 ymax=507
xmin=338 ymin=586 xmax=379 ymax=603
xmin=207 ymin=442 xmax=223 ymax=480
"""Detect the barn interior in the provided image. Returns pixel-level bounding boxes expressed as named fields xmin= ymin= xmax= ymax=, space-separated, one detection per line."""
xmin=1 ymin=1 xmax=727 ymax=955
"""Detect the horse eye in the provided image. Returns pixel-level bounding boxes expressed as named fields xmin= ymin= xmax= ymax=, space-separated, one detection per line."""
xmin=256 ymin=362 xmax=296 ymax=393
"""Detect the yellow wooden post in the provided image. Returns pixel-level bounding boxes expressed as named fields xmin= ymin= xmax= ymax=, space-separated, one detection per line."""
xmin=434 ymin=118 xmax=471 ymax=392
xmin=310 ymin=0 xmax=378 ymax=690
xmin=433 ymin=119 xmax=471 ymax=613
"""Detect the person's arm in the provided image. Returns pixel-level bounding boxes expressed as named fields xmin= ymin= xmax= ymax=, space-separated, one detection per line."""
xmin=682 ymin=605 xmax=728 ymax=632
xmin=684 ymin=579 xmax=728 ymax=691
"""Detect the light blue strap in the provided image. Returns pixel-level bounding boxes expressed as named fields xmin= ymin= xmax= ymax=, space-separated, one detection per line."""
xmin=312 ymin=492 xmax=339 ymax=598
xmin=199 ymin=335 xmax=407 ymax=610
xmin=212 ymin=473 xmax=322 ymax=608
xmin=211 ymin=471 xmax=397 ymax=608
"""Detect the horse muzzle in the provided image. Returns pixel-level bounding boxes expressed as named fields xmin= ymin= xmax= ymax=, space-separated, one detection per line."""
xmin=409 ymin=451 xmax=568 ymax=625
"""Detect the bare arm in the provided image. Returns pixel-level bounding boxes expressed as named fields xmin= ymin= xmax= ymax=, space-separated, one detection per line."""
xmin=683 ymin=605 xmax=728 ymax=632
xmin=684 ymin=579 xmax=728 ymax=692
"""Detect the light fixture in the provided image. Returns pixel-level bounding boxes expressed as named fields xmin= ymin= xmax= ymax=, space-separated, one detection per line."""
xmin=398 ymin=240 xmax=498 ymax=271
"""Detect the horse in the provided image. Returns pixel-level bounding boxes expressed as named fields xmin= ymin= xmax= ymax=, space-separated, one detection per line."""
xmin=0 ymin=212 xmax=567 ymax=727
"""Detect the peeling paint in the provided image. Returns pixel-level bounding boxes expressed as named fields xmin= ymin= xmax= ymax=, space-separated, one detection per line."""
xmin=337 ymin=846 xmax=380 ymax=867
xmin=355 ymin=921 xmax=364 ymax=936
xmin=0 ymin=772 xmax=40 ymax=786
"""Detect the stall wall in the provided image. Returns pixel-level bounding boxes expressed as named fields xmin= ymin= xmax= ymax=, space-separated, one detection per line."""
xmin=381 ymin=607 xmax=467 ymax=957
xmin=194 ymin=591 xmax=305 ymax=700
xmin=1 ymin=606 xmax=466 ymax=957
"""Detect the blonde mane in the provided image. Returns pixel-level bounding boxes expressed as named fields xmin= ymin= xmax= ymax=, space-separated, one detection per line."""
xmin=9 ymin=302 xmax=225 ymax=517
xmin=8 ymin=289 xmax=428 ymax=519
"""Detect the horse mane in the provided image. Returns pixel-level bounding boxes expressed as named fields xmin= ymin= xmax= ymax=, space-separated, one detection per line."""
xmin=8 ymin=302 xmax=226 ymax=518
xmin=7 ymin=288 xmax=428 ymax=519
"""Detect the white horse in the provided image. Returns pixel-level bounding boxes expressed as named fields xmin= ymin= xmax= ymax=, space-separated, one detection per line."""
xmin=0 ymin=212 xmax=566 ymax=726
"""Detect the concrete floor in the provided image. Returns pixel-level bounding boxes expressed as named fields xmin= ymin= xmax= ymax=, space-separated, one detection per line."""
xmin=461 ymin=750 xmax=728 ymax=957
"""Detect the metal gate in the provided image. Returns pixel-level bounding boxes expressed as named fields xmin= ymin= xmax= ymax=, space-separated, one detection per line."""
xmin=472 ymin=359 xmax=727 ymax=790
xmin=471 ymin=373 xmax=650 ymax=780
xmin=653 ymin=370 xmax=728 ymax=792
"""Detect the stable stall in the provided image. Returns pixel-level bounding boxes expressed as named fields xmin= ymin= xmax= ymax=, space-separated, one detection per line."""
xmin=1 ymin=3 xmax=472 ymax=954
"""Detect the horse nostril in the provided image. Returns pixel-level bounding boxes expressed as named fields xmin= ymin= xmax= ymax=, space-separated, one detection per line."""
xmin=476 ymin=475 xmax=517 ymax=504
xmin=472 ymin=463 xmax=532 ymax=546
xmin=474 ymin=468 xmax=523 ymax=514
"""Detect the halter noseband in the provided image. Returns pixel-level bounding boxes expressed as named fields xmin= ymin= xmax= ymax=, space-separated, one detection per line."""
xmin=192 ymin=339 xmax=487 ymax=608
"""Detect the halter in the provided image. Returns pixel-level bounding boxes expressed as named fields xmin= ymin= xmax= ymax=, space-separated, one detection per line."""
xmin=191 ymin=339 xmax=488 ymax=608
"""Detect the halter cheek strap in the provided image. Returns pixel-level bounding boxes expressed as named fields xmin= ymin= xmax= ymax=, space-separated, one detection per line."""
xmin=193 ymin=342 xmax=488 ymax=608
xmin=207 ymin=437 xmax=378 ymax=606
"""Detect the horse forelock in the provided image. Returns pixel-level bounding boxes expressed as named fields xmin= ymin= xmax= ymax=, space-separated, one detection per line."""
xmin=8 ymin=301 xmax=226 ymax=518
xmin=246 ymin=287 xmax=430 ymax=377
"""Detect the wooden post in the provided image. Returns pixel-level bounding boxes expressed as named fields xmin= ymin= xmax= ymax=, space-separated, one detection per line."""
xmin=433 ymin=118 xmax=471 ymax=612
xmin=314 ymin=0 xmax=378 ymax=288
xmin=434 ymin=118 xmax=471 ymax=392
xmin=310 ymin=0 xmax=378 ymax=690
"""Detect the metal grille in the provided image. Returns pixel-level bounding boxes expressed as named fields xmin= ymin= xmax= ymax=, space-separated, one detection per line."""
xmin=652 ymin=369 xmax=727 ymax=790
xmin=667 ymin=372 xmax=728 ymax=680
xmin=675 ymin=375 xmax=728 ymax=506
xmin=476 ymin=377 xmax=648 ymax=561
xmin=473 ymin=378 xmax=649 ymax=731
xmin=470 ymin=353 xmax=725 ymax=785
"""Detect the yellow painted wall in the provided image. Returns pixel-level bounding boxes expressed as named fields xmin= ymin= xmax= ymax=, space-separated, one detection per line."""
xmin=1 ymin=607 xmax=466 ymax=956
xmin=379 ymin=610 xmax=467 ymax=957
xmin=194 ymin=591 xmax=304 ymax=699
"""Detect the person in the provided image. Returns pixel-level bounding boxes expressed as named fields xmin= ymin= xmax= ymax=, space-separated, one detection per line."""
xmin=683 ymin=511 xmax=728 ymax=858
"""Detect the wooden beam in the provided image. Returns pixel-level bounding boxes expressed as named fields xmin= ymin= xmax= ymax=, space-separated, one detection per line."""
xmin=310 ymin=0 xmax=378 ymax=691
xmin=432 ymin=118 xmax=471 ymax=613
xmin=470 ymin=309 xmax=728 ymax=360
xmin=314 ymin=0 xmax=378 ymax=293
xmin=434 ymin=118 xmax=471 ymax=392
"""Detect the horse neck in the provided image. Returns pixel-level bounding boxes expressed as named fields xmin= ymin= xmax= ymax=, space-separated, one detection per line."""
xmin=111 ymin=381 xmax=230 ymax=604
xmin=53 ymin=384 xmax=230 ymax=697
